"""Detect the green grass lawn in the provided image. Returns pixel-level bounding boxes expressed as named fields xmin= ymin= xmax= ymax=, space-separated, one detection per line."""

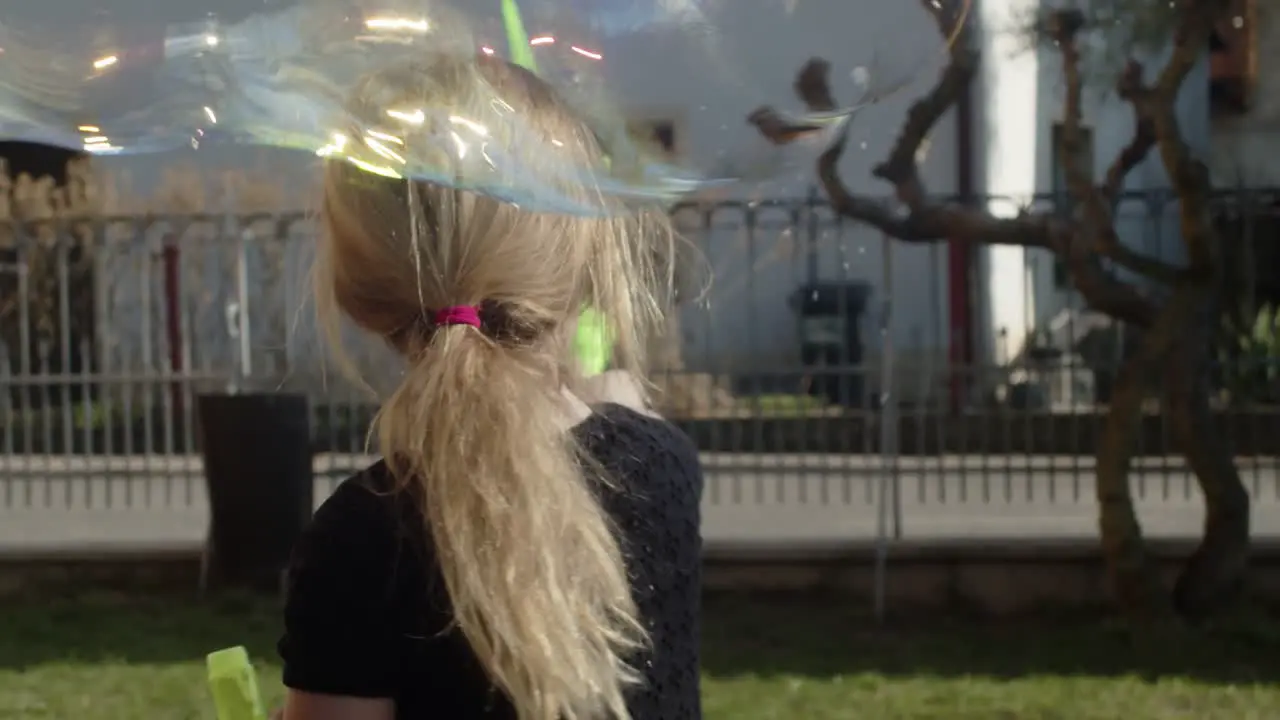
xmin=1 ymin=592 xmax=1278 ymax=719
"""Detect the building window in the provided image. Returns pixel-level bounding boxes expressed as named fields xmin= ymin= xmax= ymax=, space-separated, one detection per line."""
xmin=1050 ymin=122 xmax=1094 ymax=288
xmin=1210 ymin=0 xmax=1256 ymax=116
xmin=625 ymin=118 xmax=678 ymax=158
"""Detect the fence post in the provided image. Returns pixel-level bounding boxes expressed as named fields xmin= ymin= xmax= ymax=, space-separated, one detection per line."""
xmin=874 ymin=231 xmax=901 ymax=622
xmin=228 ymin=222 xmax=253 ymax=390
xmin=804 ymin=186 xmax=821 ymax=286
xmin=163 ymin=237 xmax=183 ymax=417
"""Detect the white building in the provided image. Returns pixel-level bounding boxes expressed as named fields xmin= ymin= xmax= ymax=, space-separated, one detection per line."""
xmin=6 ymin=0 xmax=1244 ymax=406
xmin=52 ymin=0 xmax=965 ymax=401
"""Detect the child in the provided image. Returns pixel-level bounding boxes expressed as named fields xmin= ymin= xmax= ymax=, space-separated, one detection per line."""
xmin=275 ymin=54 xmax=704 ymax=720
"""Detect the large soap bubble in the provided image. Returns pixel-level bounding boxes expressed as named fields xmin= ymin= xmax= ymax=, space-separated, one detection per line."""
xmin=0 ymin=0 xmax=967 ymax=215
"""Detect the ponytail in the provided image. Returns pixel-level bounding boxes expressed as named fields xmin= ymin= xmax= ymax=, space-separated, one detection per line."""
xmin=376 ymin=320 xmax=646 ymax=720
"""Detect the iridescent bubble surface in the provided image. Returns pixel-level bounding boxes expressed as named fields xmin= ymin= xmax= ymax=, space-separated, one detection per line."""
xmin=0 ymin=0 xmax=966 ymax=215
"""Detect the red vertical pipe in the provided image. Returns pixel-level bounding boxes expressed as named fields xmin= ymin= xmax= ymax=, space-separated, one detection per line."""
xmin=949 ymin=80 xmax=977 ymax=415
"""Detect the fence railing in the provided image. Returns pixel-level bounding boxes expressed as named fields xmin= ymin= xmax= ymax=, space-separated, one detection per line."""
xmin=1 ymin=191 xmax=1278 ymax=551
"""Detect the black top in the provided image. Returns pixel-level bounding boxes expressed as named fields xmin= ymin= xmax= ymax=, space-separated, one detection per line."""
xmin=278 ymin=404 xmax=704 ymax=719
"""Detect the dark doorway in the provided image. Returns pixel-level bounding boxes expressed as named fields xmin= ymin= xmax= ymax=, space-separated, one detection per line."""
xmin=0 ymin=141 xmax=84 ymax=184
xmin=1208 ymin=0 xmax=1254 ymax=116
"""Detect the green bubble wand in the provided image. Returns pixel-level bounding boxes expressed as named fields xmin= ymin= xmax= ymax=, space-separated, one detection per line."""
xmin=501 ymin=0 xmax=539 ymax=75
xmin=206 ymin=646 xmax=267 ymax=720
xmin=501 ymin=0 xmax=614 ymax=376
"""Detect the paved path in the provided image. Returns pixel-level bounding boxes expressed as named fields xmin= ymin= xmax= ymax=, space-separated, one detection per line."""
xmin=2 ymin=454 xmax=1279 ymax=554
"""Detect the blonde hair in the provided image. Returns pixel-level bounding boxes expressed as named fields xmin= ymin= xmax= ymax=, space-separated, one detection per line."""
xmin=315 ymin=55 xmax=678 ymax=719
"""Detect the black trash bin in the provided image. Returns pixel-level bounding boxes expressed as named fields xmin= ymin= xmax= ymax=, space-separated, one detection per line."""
xmin=790 ymin=283 xmax=871 ymax=407
xmin=198 ymin=392 xmax=313 ymax=593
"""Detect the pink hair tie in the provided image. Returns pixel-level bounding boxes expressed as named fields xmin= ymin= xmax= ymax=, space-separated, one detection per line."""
xmin=433 ymin=305 xmax=482 ymax=328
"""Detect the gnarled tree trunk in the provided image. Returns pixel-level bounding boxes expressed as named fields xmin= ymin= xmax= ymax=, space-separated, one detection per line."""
xmin=748 ymin=0 xmax=1248 ymax=622
xmin=1167 ymin=286 xmax=1251 ymax=619
xmin=1095 ymin=351 xmax=1163 ymax=614
xmin=1092 ymin=283 xmax=1199 ymax=618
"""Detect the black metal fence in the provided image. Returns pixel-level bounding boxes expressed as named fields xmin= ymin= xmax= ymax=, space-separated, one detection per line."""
xmin=0 ymin=190 xmax=1276 ymax=551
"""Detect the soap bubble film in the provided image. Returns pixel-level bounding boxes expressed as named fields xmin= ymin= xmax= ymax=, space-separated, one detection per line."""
xmin=0 ymin=0 xmax=968 ymax=215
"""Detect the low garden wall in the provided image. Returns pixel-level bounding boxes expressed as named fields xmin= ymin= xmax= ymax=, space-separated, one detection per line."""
xmin=6 ymin=540 xmax=1280 ymax=615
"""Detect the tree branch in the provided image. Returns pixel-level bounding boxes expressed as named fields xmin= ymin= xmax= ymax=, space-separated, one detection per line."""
xmin=754 ymin=0 xmax=977 ymax=226
xmin=1102 ymin=64 xmax=1156 ymax=202
xmin=746 ymin=0 xmax=1163 ymax=328
xmin=1143 ymin=0 xmax=1229 ymax=275
xmin=750 ymin=44 xmax=1026 ymax=249
xmin=768 ymin=0 xmax=978 ymax=212
xmin=1053 ymin=225 xmax=1161 ymax=327
xmin=1050 ymin=11 xmax=1189 ymax=286
xmin=873 ymin=1 xmax=978 ymax=207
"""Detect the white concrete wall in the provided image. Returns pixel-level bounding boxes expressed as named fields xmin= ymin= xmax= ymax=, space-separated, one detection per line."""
xmin=15 ymin=0 xmax=960 ymax=398
xmin=973 ymin=0 xmax=1041 ymax=366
